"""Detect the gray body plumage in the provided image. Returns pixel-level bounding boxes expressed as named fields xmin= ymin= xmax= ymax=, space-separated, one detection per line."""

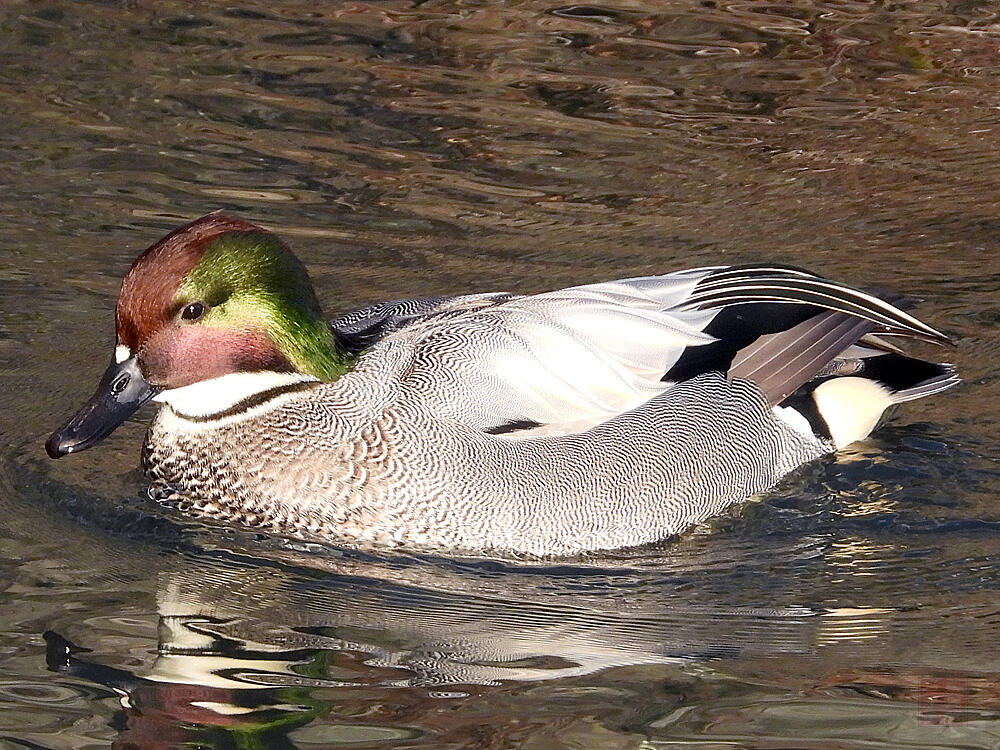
xmin=143 ymin=266 xmax=956 ymax=557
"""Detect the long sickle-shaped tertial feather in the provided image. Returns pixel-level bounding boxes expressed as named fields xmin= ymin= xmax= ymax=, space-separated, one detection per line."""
xmin=676 ymin=266 xmax=952 ymax=346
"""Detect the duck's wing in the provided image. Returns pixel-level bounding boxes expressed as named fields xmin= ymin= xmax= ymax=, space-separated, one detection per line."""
xmin=389 ymin=267 xmax=717 ymax=434
xmin=665 ymin=265 xmax=951 ymax=405
xmin=392 ymin=265 xmax=952 ymax=437
xmin=331 ymin=293 xmax=519 ymax=354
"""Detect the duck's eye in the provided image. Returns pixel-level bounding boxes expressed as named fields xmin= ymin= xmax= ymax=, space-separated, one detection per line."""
xmin=181 ymin=302 xmax=207 ymax=322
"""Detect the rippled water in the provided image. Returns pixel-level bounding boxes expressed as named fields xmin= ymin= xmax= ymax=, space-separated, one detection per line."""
xmin=1 ymin=0 xmax=999 ymax=747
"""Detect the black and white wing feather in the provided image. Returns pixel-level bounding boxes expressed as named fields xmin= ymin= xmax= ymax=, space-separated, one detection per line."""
xmin=676 ymin=265 xmax=947 ymax=343
xmin=672 ymin=266 xmax=952 ymax=405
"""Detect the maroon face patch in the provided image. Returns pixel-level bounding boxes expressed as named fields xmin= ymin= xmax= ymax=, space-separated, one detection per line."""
xmin=141 ymin=325 xmax=292 ymax=389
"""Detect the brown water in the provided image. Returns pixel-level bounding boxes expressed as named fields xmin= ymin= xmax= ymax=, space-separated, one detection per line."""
xmin=1 ymin=1 xmax=999 ymax=747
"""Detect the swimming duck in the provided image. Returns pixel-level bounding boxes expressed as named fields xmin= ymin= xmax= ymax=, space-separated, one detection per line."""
xmin=47 ymin=214 xmax=958 ymax=556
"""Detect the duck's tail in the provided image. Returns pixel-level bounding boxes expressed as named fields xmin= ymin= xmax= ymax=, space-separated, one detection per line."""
xmin=790 ymin=353 xmax=959 ymax=449
xmin=664 ymin=264 xmax=959 ymax=448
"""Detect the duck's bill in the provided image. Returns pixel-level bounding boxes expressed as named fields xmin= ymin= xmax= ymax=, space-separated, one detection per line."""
xmin=45 ymin=356 xmax=160 ymax=458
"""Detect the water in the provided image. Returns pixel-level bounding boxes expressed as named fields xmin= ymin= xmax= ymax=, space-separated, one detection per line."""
xmin=1 ymin=0 xmax=999 ymax=747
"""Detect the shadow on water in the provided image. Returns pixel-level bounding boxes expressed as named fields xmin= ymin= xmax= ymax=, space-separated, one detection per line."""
xmin=1 ymin=0 xmax=1000 ymax=747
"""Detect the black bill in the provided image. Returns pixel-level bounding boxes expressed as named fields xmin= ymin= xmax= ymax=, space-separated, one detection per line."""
xmin=46 ymin=356 xmax=159 ymax=458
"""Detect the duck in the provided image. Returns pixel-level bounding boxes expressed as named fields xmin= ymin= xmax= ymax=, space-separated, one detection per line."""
xmin=46 ymin=214 xmax=959 ymax=556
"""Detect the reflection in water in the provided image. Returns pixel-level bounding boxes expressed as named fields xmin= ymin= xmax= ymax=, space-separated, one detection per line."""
xmin=33 ymin=522 xmax=1000 ymax=747
xmin=2 ymin=0 xmax=1000 ymax=747
xmin=45 ymin=630 xmax=328 ymax=750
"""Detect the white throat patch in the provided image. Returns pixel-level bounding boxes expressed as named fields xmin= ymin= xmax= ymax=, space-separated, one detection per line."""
xmin=153 ymin=371 xmax=319 ymax=419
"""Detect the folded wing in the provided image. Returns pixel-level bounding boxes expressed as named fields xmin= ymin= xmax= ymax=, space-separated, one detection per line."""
xmin=375 ymin=265 xmax=953 ymax=437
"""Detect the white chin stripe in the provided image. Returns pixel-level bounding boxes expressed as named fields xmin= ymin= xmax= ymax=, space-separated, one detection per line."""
xmin=153 ymin=372 xmax=318 ymax=418
xmin=115 ymin=345 xmax=131 ymax=364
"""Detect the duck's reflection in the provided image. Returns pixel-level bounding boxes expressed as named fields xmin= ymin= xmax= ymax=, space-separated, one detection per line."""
xmin=43 ymin=542 xmax=822 ymax=747
xmin=37 ymin=518 xmax=1000 ymax=749
xmin=46 ymin=626 xmax=324 ymax=749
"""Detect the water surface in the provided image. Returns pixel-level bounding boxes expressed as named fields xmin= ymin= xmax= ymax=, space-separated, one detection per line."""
xmin=1 ymin=1 xmax=999 ymax=747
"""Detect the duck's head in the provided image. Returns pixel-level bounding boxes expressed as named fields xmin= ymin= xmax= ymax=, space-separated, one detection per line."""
xmin=46 ymin=214 xmax=346 ymax=458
